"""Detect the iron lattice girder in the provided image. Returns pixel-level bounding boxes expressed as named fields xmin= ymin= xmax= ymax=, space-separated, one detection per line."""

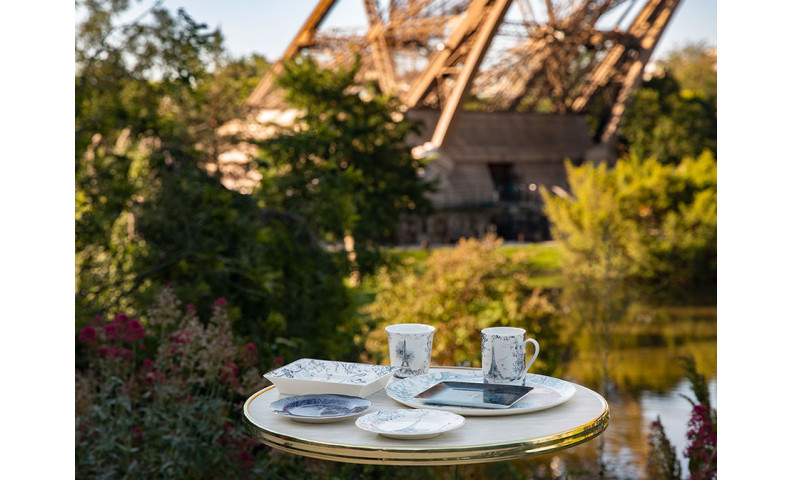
xmin=245 ymin=0 xmax=681 ymax=147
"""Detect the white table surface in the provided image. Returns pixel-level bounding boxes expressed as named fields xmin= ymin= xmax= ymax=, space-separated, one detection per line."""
xmin=243 ymin=367 xmax=609 ymax=465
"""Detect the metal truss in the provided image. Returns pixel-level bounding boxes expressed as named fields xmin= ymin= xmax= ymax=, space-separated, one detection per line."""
xmin=246 ymin=0 xmax=681 ymax=149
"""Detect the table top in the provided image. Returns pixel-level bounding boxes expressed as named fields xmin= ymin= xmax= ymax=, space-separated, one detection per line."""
xmin=243 ymin=367 xmax=609 ymax=466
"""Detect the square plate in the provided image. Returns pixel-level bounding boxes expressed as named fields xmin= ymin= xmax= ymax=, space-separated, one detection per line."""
xmin=414 ymin=381 xmax=534 ymax=409
xmin=387 ymin=369 xmax=577 ymax=416
xmin=263 ymin=358 xmax=398 ymax=397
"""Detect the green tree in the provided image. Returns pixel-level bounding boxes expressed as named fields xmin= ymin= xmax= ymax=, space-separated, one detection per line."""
xmin=255 ymin=56 xmax=435 ymax=279
xmin=75 ymin=1 xmax=360 ymax=361
xmin=542 ymin=152 xmax=717 ymax=295
xmin=617 ymin=42 xmax=717 ymax=163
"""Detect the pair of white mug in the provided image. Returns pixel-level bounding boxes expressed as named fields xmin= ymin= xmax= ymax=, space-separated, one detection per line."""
xmin=385 ymin=324 xmax=539 ymax=384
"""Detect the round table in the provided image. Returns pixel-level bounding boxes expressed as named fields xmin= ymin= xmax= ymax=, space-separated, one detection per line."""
xmin=243 ymin=367 xmax=609 ymax=465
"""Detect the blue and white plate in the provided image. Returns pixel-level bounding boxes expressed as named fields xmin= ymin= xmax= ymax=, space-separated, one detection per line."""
xmin=386 ymin=370 xmax=576 ymax=416
xmin=269 ymin=394 xmax=372 ymax=423
xmin=264 ymin=359 xmax=398 ymax=397
xmin=355 ymin=409 xmax=465 ymax=439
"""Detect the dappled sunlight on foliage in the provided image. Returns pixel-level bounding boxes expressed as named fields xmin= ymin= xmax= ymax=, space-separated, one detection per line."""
xmin=542 ymin=151 xmax=716 ymax=295
xmin=361 ymin=235 xmax=564 ymax=375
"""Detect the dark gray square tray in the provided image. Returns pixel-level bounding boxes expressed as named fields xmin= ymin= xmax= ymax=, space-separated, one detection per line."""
xmin=413 ymin=381 xmax=534 ymax=409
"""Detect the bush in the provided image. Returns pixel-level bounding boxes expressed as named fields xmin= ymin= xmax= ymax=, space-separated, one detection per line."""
xmin=75 ymin=287 xmax=285 ymax=478
xmin=76 ymin=139 xmax=360 ymax=364
xmin=360 ymin=235 xmax=563 ymax=375
xmin=541 ymin=151 xmax=717 ymax=295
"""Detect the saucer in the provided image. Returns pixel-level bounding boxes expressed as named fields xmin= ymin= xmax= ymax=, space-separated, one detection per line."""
xmin=355 ymin=409 xmax=465 ymax=439
xmin=270 ymin=394 xmax=372 ymax=423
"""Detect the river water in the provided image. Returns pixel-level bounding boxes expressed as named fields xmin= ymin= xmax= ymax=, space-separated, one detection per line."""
xmin=530 ymin=329 xmax=717 ymax=479
xmin=444 ymin=305 xmax=717 ymax=480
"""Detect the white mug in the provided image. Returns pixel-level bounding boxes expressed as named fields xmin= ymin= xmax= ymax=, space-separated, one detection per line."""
xmin=481 ymin=327 xmax=540 ymax=384
xmin=386 ymin=323 xmax=435 ymax=378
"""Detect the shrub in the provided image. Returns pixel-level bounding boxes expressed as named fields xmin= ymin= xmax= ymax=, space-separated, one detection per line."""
xmin=541 ymin=151 xmax=717 ymax=295
xmin=75 ymin=286 xmax=282 ymax=478
xmin=360 ymin=235 xmax=563 ymax=375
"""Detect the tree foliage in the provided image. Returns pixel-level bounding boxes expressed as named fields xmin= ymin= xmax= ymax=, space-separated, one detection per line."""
xmin=75 ymin=1 xmax=360 ymax=361
xmin=542 ymin=151 xmax=717 ymax=294
xmin=617 ymin=42 xmax=717 ymax=163
xmin=361 ymin=236 xmax=564 ymax=376
xmin=255 ymin=56 xmax=435 ymax=278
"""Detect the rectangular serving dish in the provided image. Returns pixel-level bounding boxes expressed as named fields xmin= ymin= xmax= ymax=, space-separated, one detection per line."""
xmin=263 ymin=358 xmax=399 ymax=397
xmin=413 ymin=381 xmax=534 ymax=409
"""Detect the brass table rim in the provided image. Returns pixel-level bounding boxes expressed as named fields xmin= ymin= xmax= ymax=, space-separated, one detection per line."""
xmin=243 ymin=369 xmax=609 ymax=465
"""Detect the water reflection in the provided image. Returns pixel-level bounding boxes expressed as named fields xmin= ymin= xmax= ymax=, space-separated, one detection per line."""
xmin=465 ymin=309 xmax=717 ymax=479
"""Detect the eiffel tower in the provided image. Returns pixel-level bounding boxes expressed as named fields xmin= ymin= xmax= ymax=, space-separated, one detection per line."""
xmin=234 ymin=0 xmax=682 ymax=243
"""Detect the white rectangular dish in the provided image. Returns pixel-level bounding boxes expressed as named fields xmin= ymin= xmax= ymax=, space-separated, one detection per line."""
xmin=263 ymin=358 xmax=399 ymax=397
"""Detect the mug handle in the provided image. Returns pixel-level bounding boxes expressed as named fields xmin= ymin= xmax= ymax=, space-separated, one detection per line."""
xmin=522 ymin=338 xmax=540 ymax=375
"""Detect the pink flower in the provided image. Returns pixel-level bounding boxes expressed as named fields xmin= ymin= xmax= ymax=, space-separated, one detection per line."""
xmin=173 ymin=329 xmax=190 ymax=345
xmin=123 ymin=318 xmax=145 ymax=342
xmin=186 ymin=303 xmax=196 ymax=311
xmin=237 ymin=450 xmax=254 ymax=468
xmin=239 ymin=343 xmax=258 ymax=367
xmin=214 ymin=297 xmax=228 ymax=307
xmin=114 ymin=314 xmax=129 ymax=325
xmin=104 ymin=323 xmax=119 ymax=340
xmin=273 ymin=356 xmax=284 ymax=367
xmin=220 ymin=361 xmax=239 ymax=384
xmin=78 ymin=326 xmax=96 ymax=344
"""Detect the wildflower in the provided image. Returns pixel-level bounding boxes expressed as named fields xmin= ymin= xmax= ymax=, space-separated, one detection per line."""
xmin=239 ymin=343 xmax=259 ymax=367
xmin=123 ymin=318 xmax=145 ymax=342
xmin=237 ymin=450 xmax=254 ymax=468
xmin=114 ymin=314 xmax=129 ymax=325
xmin=685 ymin=404 xmax=716 ymax=480
xmin=220 ymin=361 xmax=239 ymax=383
xmin=273 ymin=356 xmax=285 ymax=367
xmin=214 ymin=297 xmax=228 ymax=307
xmin=186 ymin=303 xmax=196 ymax=311
xmin=173 ymin=329 xmax=190 ymax=345
xmin=104 ymin=323 xmax=119 ymax=340
xmin=78 ymin=326 xmax=96 ymax=344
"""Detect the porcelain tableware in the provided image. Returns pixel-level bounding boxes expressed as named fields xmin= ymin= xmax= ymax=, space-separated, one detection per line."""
xmin=413 ymin=381 xmax=534 ymax=409
xmin=355 ymin=409 xmax=465 ymax=439
xmin=386 ymin=369 xmax=576 ymax=416
xmin=386 ymin=323 xmax=435 ymax=378
xmin=269 ymin=394 xmax=372 ymax=423
xmin=481 ymin=327 xmax=540 ymax=384
xmin=263 ymin=358 xmax=398 ymax=397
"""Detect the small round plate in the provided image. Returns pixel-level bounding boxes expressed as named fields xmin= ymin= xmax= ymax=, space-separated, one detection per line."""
xmin=355 ymin=409 xmax=465 ymax=439
xmin=269 ymin=394 xmax=372 ymax=423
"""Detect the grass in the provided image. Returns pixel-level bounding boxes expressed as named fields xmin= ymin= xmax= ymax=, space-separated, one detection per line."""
xmin=387 ymin=241 xmax=564 ymax=289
